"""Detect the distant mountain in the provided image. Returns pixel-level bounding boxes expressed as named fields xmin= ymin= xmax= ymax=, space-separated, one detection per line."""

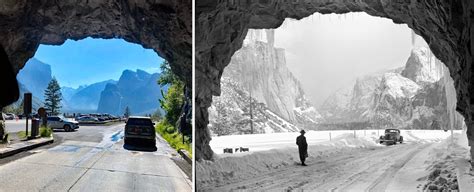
xmin=11 ymin=82 xmax=43 ymax=111
xmin=209 ymin=76 xmax=300 ymax=135
xmin=208 ymin=29 xmax=321 ymax=135
xmin=97 ymin=70 xmax=163 ymax=115
xmin=16 ymin=58 xmax=52 ymax=100
xmin=224 ymin=29 xmax=321 ymax=126
xmin=16 ymin=58 xmax=162 ymax=115
xmin=61 ymin=85 xmax=86 ymax=102
xmin=65 ymin=80 xmax=116 ymax=112
xmin=319 ymin=47 xmax=464 ymax=130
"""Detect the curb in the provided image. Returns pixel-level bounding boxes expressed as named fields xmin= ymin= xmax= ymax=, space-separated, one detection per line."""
xmin=0 ymin=137 xmax=54 ymax=158
xmin=178 ymin=149 xmax=192 ymax=164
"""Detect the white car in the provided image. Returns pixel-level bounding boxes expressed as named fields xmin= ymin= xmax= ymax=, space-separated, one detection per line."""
xmin=47 ymin=116 xmax=79 ymax=132
xmin=4 ymin=113 xmax=16 ymax=120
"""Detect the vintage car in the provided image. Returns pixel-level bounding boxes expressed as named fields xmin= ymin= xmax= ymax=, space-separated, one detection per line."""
xmin=379 ymin=129 xmax=403 ymax=145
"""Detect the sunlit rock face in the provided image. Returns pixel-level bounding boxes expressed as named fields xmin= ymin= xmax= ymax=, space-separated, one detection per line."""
xmin=97 ymin=70 xmax=163 ymax=115
xmin=196 ymin=1 xmax=474 ymax=160
xmin=0 ymin=0 xmax=191 ymax=86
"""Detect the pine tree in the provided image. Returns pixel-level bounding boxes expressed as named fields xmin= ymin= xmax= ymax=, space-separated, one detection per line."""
xmin=124 ymin=106 xmax=131 ymax=118
xmin=158 ymin=60 xmax=184 ymax=124
xmin=44 ymin=77 xmax=62 ymax=115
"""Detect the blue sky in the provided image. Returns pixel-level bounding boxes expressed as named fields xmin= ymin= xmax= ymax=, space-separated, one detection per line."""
xmin=33 ymin=37 xmax=164 ymax=88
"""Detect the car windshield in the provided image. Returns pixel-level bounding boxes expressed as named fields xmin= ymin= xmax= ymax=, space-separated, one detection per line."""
xmin=386 ymin=130 xmax=398 ymax=133
xmin=127 ymin=118 xmax=153 ymax=126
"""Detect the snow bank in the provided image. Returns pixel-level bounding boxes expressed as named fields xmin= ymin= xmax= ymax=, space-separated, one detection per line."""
xmin=201 ymin=130 xmax=464 ymax=190
xmin=418 ymin=133 xmax=467 ymax=191
xmin=210 ymin=130 xmax=459 ymax=155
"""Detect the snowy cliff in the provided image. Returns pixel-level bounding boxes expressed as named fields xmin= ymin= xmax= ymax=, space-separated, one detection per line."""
xmin=208 ymin=29 xmax=321 ymax=135
xmin=320 ymin=47 xmax=464 ymax=130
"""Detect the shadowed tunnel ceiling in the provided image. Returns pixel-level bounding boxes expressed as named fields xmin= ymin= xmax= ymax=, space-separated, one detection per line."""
xmin=195 ymin=0 xmax=474 ymax=160
xmin=0 ymin=0 xmax=191 ymax=107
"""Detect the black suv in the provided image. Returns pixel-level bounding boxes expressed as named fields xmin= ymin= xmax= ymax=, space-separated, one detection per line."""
xmin=124 ymin=116 xmax=156 ymax=146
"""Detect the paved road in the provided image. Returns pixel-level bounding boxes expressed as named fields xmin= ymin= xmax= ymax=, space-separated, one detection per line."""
xmin=0 ymin=123 xmax=192 ymax=191
xmin=4 ymin=119 xmax=32 ymax=133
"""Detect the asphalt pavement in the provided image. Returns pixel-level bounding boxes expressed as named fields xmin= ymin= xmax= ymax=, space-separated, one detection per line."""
xmin=4 ymin=119 xmax=32 ymax=133
xmin=0 ymin=122 xmax=192 ymax=191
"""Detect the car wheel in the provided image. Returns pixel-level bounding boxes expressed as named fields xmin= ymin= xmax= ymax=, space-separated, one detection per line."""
xmin=64 ymin=125 xmax=71 ymax=132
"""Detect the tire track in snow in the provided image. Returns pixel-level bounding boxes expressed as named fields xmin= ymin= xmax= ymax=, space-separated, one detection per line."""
xmin=316 ymin=143 xmax=424 ymax=191
xmin=207 ymin=144 xmax=416 ymax=191
xmin=366 ymin=143 xmax=431 ymax=192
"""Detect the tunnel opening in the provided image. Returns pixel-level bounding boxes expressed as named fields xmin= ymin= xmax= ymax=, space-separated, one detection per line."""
xmin=208 ymin=12 xmax=464 ymax=137
xmin=0 ymin=36 xmax=193 ymax=187
xmin=0 ymin=1 xmax=192 ymax=190
xmin=1 ymin=37 xmax=169 ymax=144
xmin=195 ymin=0 xmax=470 ymax=164
xmin=0 ymin=1 xmax=192 ymax=108
xmin=196 ymin=2 xmax=473 ymax=189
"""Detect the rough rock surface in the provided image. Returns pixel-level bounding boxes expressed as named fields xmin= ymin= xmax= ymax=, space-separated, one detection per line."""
xmin=0 ymin=0 xmax=191 ymax=104
xmin=196 ymin=1 xmax=474 ymax=161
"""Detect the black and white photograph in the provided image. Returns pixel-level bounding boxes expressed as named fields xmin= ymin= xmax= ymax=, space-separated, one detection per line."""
xmin=195 ymin=1 xmax=474 ymax=191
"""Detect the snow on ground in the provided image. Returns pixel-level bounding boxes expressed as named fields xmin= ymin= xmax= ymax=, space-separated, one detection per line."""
xmin=199 ymin=130 xmax=463 ymax=191
xmin=198 ymin=133 xmax=378 ymax=190
xmin=210 ymin=129 xmax=458 ymax=155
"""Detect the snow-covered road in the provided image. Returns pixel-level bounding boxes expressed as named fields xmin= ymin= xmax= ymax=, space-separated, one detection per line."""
xmin=198 ymin=130 xmax=463 ymax=191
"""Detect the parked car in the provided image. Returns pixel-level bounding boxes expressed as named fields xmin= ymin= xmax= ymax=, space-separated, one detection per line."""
xmin=124 ymin=116 xmax=156 ymax=146
xmin=76 ymin=116 xmax=99 ymax=123
xmin=47 ymin=116 xmax=79 ymax=132
xmin=379 ymin=129 xmax=403 ymax=145
xmin=4 ymin=113 xmax=16 ymax=120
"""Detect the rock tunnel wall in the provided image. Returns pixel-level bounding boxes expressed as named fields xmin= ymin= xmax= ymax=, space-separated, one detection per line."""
xmin=0 ymin=0 xmax=192 ymax=105
xmin=196 ymin=0 xmax=474 ymax=160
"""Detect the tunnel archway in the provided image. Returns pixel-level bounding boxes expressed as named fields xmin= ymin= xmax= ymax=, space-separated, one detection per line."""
xmin=196 ymin=1 xmax=473 ymax=160
xmin=0 ymin=0 xmax=191 ymax=106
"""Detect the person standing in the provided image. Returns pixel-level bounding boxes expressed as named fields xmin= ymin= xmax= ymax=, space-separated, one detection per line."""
xmin=296 ymin=130 xmax=308 ymax=166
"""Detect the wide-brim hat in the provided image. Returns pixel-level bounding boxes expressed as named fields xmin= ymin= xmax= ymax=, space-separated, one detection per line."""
xmin=300 ymin=130 xmax=306 ymax=134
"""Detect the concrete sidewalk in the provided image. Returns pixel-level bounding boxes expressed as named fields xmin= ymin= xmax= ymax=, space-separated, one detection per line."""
xmin=0 ymin=137 xmax=54 ymax=158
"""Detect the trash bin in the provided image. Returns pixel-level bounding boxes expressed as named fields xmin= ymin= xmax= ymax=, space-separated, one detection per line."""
xmin=30 ymin=118 xmax=40 ymax=139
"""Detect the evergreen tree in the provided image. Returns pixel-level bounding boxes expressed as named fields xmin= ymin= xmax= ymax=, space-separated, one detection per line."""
xmin=159 ymin=81 xmax=184 ymax=124
xmin=158 ymin=60 xmax=180 ymax=86
xmin=124 ymin=106 xmax=131 ymax=118
xmin=158 ymin=60 xmax=185 ymax=124
xmin=44 ymin=77 xmax=62 ymax=115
